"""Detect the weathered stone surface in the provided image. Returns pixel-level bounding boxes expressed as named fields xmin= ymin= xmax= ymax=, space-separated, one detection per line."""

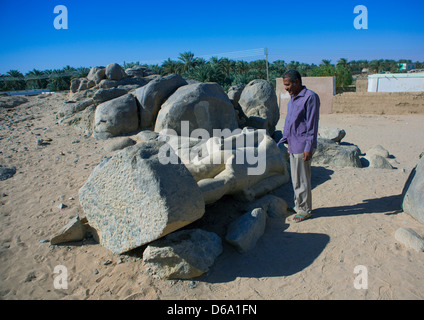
xmin=366 ymin=154 xmax=394 ymax=169
xmin=93 ymin=88 xmax=128 ymax=104
xmin=50 ymin=216 xmax=86 ymax=245
xmin=70 ymin=78 xmax=81 ymax=93
xmin=135 ymin=74 xmax=187 ymax=129
xmin=102 ymin=136 xmax=136 ymax=152
xmin=57 ymin=98 xmax=94 ymax=118
xmin=243 ymin=194 xmax=288 ymax=219
xmin=395 ymin=227 xmax=424 ymax=252
xmin=312 ymin=138 xmax=362 ymax=168
xmin=238 ymin=80 xmax=279 ymax=135
xmin=179 ymin=129 xmax=290 ymax=204
xmin=94 ymin=93 xmax=139 ymax=137
xmin=402 ymin=154 xmax=424 ymax=224
xmin=79 ymin=140 xmax=205 ymax=254
xmin=0 ymin=165 xmax=16 ymax=181
xmin=366 ymin=145 xmax=390 ymax=159
xmin=154 ymin=82 xmax=238 ymax=136
xmin=105 ymin=63 xmax=126 ymax=81
xmin=143 ymin=228 xmax=222 ymax=279
xmin=318 ymin=127 xmax=346 ymax=143
xmin=225 ymin=208 xmax=267 ymax=253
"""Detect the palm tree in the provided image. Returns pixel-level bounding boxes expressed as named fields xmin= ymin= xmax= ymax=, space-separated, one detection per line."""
xmin=25 ymin=69 xmax=47 ymax=89
xmin=5 ymin=70 xmax=26 ymax=90
xmin=235 ymin=60 xmax=250 ymax=75
xmin=178 ymin=51 xmax=197 ymax=73
xmin=162 ymin=58 xmax=183 ymax=75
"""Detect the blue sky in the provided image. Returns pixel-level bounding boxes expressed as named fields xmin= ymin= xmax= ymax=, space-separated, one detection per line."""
xmin=0 ymin=0 xmax=423 ymax=74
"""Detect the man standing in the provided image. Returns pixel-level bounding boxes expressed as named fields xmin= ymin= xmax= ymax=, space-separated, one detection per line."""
xmin=278 ymin=69 xmax=320 ymax=222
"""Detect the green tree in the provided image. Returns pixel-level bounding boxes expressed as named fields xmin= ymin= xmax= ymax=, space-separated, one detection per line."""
xmin=178 ymin=51 xmax=198 ymax=73
xmin=162 ymin=58 xmax=184 ymax=75
xmin=25 ymin=69 xmax=48 ymax=89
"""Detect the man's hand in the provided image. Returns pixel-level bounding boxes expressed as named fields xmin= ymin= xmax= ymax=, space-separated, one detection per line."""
xmin=303 ymin=151 xmax=312 ymax=162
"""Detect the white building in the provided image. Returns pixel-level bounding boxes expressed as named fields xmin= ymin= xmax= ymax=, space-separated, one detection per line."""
xmin=367 ymin=73 xmax=424 ymax=93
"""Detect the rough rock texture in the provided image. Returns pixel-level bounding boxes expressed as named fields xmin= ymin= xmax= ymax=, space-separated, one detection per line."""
xmin=225 ymin=208 xmax=267 ymax=253
xmin=154 ymin=82 xmax=238 ymax=136
xmin=142 ymin=228 xmax=222 ymax=279
xmin=93 ymin=93 xmax=139 ymax=138
xmin=50 ymin=216 xmax=86 ymax=245
xmin=312 ymin=138 xmax=362 ymax=168
xmin=402 ymin=154 xmax=424 ymax=224
xmin=79 ymin=140 xmax=205 ymax=254
xmin=238 ymin=80 xmax=279 ymax=135
xmin=318 ymin=127 xmax=346 ymax=142
xmin=134 ymin=74 xmax=187 ymax=129
xmin=105 ymin=63 xmax=127 ymax=81
xmin=395 ymin=227 xmax=424 ymax=252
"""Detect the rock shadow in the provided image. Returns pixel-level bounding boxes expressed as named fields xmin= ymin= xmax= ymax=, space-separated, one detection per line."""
xmin=201 ymin=218 xmax=329 ymax=283
xmin=312 ymin=194 xmax=403 ymax=218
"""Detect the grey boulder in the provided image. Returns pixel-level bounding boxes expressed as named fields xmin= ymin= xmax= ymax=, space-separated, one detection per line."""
xmin=312 ymin=138 xmax=362 ymax=168
xmin=94 ymin=93 xmax=139 ymax=138
xmin=238 ymin=79 xmax=279 ymax=135
xmin=143 ymin=228 xmax=222 ymax=279
xmin=134 ymin=74 xmax=187 ymax=129
xmin=105 ymin=63 xmax=127 ymax=81
xmin=79 ymin=140 xmax=205 ymax=254
xmin=402 ymin=154 xmax=424 ymax=224
xmin=154 ymin=82 xmax=238 ymax=136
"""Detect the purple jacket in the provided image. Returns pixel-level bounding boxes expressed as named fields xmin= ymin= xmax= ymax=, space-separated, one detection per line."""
xmin=278 ymin=86 xmax=320 ymax=154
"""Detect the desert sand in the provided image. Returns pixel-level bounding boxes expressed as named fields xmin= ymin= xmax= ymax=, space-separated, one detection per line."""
xmin=1 ymin=92 xmax=424 ymax=300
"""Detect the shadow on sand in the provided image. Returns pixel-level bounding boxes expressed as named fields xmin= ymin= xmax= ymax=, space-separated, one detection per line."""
xmin=201 ymin=217 xmax=329 ymax=283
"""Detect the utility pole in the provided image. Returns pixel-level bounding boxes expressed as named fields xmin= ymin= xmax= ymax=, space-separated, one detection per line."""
xmin=265 ymin=47 xmax=269 ymax=82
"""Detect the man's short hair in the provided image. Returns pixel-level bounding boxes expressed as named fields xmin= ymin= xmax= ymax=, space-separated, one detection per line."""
xmin=283 ymin=69 xmax=302 ymax=85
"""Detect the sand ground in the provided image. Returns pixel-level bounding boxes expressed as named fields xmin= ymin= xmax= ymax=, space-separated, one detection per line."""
xmin=1 ymin=93 xmax=424 ymax=300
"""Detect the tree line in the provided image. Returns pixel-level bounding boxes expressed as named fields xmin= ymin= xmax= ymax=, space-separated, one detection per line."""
xmin=1 ymin=52 xmax=422 ymax=93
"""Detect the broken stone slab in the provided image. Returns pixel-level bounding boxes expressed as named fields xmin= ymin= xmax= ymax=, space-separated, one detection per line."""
xmin=366 ymin=145 xmax=390 ymax=158
xmin=225 ymin=208 xmax=267 ymax=253
xmin=93 ymin=93 xmax=139 ymax=138
xmin=394 ymin=227 xmax=424 ymax=252
xmin=134 ymin=73 xmax=187 ymax=129
xmin=50 ymin=216 xmax=86 ymax=245
xmin=318 ymin=127 xmax=346 ymax=143
xmin=242 ymin=194 xmax=288 ymax=219
xmin=312 ymin=138 xmax=362 ymax=168
xmin=366 ymin=153 xmax=394 ymax=169
xmin=79 ymin=140 xmax=205 ymax=254
xmin=102 ymin=136 xmax=136 ymax=153
xmin=142 ymin=228 xmax=222 ymax=279
xmin=402 ymin=153 xmax=424 ymax=224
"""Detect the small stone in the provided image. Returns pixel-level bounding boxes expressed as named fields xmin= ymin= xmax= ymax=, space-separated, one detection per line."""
xmin=93 ymin=269 xmax=99 ymax=275
xmin=36 ymin=139 xmax=43 ymax=146
xmin=395 ymin=227 xmax=424 ymax=252
xmin=39 ymin=239 xmax=49 ymax=243
xmin=57 ymin=203 xmax=67 ymax=211
xmin=103 ymin=259 xmax=112 ymax=265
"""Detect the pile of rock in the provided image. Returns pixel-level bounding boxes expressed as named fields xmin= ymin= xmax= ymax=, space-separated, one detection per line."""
xmin=52 ymin=68 xmax=289 ymax=279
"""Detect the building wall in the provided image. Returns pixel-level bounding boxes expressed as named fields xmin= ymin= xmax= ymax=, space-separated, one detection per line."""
xmin=333 ymin=92 xmax=424 ymax=114
xmin=368 ymin=74 xmax=424 ymax=92
xmin=276 ymin=76 xmax=335 ymax=115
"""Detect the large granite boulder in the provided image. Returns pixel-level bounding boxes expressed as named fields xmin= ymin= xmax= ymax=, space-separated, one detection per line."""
xmin=134 ymin=74 xmax=187 ymax=129
xmin=238 ymin=79 xmax=280 ymax=135
xmin=402 ymin=153 xmax=424 ymax=224
xmin=312 ymin=138 xmax=362 ymax=168
xmin=143 ymin=228 xmax=222 ymax=279
xmin=79 ymin=140 xmax=205 ymax=254
xmin=154 ymin=82 xmax=238 ymax=136
xmin=93 ymin=93 xmax=139 ymax=138
xmin=105 ymin=63 xmax=126 ymax=81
